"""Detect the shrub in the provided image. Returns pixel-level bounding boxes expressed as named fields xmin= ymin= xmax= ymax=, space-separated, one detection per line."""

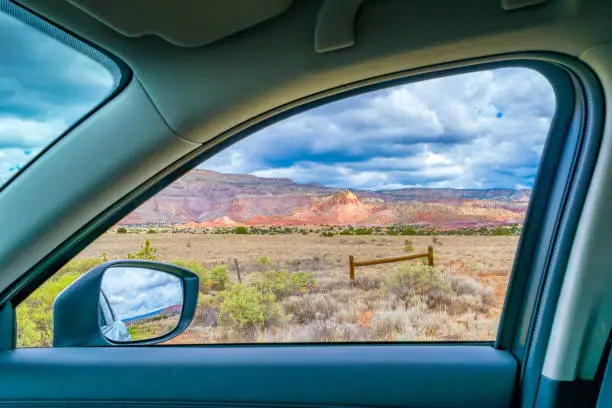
xmin=172 ymin=259 xmax=208 ymax=290
xmin=302 ymin=321 xmax=363 ymax=342
xmin=147 ymin=229 xmax=157 ymax=234
xmin=208 ymin=265 xmax=231 ymax=290
xmin=282 ymin=293 xmax=340 ymax=324
xmin=320 ymin=232 xmax=334 ymax=237
xmin=172 ymin=261 xmax=230 ymax=292
xmin=404 ymin=243 xmax=414 ymax=252
xmin=218 ymin=284 xmax=283 ymax=330
xmin=196 ymin=293 xmax=220 ymax=327
xmin=352 ymin=275 xmax=381 ymax=291
xmin=172 ymin=259 xmax=205 ymax=274
xmin=450 ymin=275 xmax=495 ymax=305
xmin=127 ymin=239 xmax=158 ymax=261
xmin=249 ymin=270 xmax=316 ymax=299
xmin=451 ymin=275 xmax=483 ymax=296
xmin=255 ymin=255 xmax=273 ymax=270
xmin=371 ymin=310 xmax=408 ymax=340
xmin=234 ymin=226 xmax=249 ymax=234
xmin=354 ymin=228 xmax=373 ymax=235
xmin=383 ymin=264 xmax=450 ymax=305
xmin=117 ymin=227 xmax=127 ymax=234
xmin=491 ymin=226 xmax=513 ymax=236
xmin=400 ymin=227 xmax=418 ymax=235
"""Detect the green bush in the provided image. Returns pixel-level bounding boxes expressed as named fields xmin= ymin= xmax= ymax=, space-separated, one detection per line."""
xmin=400 ymin=227 xmax=418 ymax=235
xmin=218 ymin=284 xmax=282 ymax=330
xmin=172 ymin=259 xmax=205 ymax=274
xmin=490 ymin=226 xmax=514 ymax=236
xmin=384 ymin=264 xmax=450 ymax=305
xmin=117 ymin=227 xmax=127 ymax=234
xmin=172 ymin=261 xmax=230 ymax=291
xmin=234 ymin=226 xmax=249 ymax=234
xmin=127 ymin=239 xmax=158 ymax=261
xmin=320 ymin=232 xmax=334 ymax=237
xmin=249 ymin=270 xmax=316 ymax=299
xmin=208 ymin=265 xmax=230 ymax=290
xmin=255 ymin=255 xmax=273 ymax=270
xmin=172 ymin=259 xmax=208 ymax=291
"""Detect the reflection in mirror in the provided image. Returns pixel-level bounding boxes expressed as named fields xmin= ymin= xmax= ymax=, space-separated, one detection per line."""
xmin=100 ymin=266 xmax=183 ymax=343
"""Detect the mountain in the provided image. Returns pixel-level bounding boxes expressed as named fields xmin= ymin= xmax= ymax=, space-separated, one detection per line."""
xmin=120 ymin=169 xmax=530 ymax=228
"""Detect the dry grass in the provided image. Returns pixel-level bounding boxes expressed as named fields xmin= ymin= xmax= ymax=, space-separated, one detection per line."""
xmin=79 ymin=233 xmax=518 ymax=344
xmin=127 ymin=314 xmax=180 ymax=341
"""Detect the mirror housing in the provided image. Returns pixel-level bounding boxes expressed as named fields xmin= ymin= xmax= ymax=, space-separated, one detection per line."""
xmin=53 ymin=260 xmax=198 ymax=347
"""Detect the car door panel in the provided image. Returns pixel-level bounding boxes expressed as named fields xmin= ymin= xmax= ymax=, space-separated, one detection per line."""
xmin=0 ymin=346 xmax=516 ymax=408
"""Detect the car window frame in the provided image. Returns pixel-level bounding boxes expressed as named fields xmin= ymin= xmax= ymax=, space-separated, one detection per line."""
xmin=3 ymin=55 xmax=600 ymax=359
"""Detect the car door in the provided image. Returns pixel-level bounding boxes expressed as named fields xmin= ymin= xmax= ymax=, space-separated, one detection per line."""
xmin=0 ymin=1 xmax=611 ymax=408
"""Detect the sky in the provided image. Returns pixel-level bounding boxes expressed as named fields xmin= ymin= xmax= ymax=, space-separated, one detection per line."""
xmin=204 ymin=68 xmax=556 ymax=190
xmin=0 ymin=7 xmax=556 ymax=192
xmin=101 ymin=267 xmax=183 ymax=320
xmin=0 ymin=9 xmax=114 ymax=187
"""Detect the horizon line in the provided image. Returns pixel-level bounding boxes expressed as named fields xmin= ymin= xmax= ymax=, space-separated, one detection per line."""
xmin=192 ymin=168 xmax=533 ymax=192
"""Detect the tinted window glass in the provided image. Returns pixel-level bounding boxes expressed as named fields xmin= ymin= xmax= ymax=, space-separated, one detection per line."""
xmin=0 ymin=5 xmax=119 ymax=188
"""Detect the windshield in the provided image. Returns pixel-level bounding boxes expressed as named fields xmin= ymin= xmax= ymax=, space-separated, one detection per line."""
xmin=0 ymin=3 xmax=122 ymax=188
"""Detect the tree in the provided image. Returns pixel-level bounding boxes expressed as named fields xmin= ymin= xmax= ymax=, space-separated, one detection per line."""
xmin=127 ymin=239 xmax=158 ymax=260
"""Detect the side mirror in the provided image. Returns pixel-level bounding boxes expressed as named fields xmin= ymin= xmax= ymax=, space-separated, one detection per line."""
xmin=53 ymin=260 xmax=198 ymax=346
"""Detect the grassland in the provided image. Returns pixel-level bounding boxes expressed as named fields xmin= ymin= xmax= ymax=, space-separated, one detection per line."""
xmin=17 ymin=231 xmax=519 ymax=346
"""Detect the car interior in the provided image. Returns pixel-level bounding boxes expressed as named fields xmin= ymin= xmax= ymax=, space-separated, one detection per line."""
xmin=0 ymin=0 xmax=611 ymax=407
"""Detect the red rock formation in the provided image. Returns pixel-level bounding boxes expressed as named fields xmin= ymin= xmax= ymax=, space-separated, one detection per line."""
xmin=118 ymin=170 xmax=530 ymax=228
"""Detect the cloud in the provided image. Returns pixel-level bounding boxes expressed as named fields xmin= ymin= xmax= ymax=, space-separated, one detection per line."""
xmin=203 ymin=67 xmax=555 ymax=190
xmin=101 ymin=267 xmax=183 ymax=320
xmin=0 ymin=10 xmax=115 ymax=185
xmin=0 ymin=116 xmax=67 ymax=149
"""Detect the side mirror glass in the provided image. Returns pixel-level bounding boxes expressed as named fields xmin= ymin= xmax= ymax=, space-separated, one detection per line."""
xmin=53 ymin=260 xmax=198 ymax=347
xmin=100 ymin=266 xmax=184 ymax=343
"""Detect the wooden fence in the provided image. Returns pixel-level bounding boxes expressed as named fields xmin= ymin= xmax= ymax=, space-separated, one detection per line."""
xmin=349 ymin=245 xmax=434 ymax=281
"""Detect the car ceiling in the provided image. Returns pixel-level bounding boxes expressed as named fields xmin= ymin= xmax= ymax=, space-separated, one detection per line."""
xmin=15 ymin=0 xmax=612 ymax=144
xmin=66 ymin=0 xmax=295 ymax=47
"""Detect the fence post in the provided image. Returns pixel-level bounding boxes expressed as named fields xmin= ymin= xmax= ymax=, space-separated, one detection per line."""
xmin=233 ymin=258 xmax=242 ymax=283
xmin=349 ymin=255 xmax=355 ymax=281
xmin=428 ymin=245 xmax=434 ymax=267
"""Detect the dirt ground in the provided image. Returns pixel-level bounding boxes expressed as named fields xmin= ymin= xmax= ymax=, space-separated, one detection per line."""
xmin=81 ymin=233 xmax=518 ymax=311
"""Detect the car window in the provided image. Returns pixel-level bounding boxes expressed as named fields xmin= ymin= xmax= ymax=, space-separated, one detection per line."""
xmin=17 ymin=66 xmax=556 ymax=346
xmin=0 ymin=4 xmax=120 ymax=190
